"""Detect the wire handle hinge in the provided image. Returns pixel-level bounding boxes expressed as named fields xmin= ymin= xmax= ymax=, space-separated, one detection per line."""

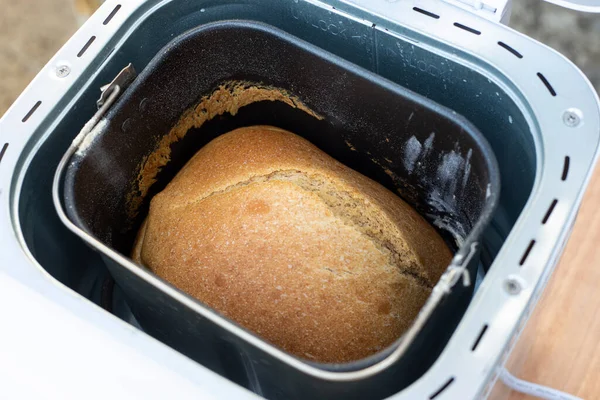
xmin=97 ymin=63 xmax=137 ymax=108
xmin=435 ymin=241 xmax=478 ymax=295
xmin=70 ymin=64 xmax=137 ymax=150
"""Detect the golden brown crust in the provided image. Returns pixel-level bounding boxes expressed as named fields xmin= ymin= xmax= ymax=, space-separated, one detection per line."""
xmin=133 ymin=126 xmax=452 ymax=363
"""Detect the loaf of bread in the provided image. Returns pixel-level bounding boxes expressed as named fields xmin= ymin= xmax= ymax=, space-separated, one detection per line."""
xmin=132 ymin=126 xmax=452 ymax=363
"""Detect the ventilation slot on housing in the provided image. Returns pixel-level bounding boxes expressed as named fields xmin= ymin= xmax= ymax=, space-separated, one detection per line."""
xmin=77 ymin=36 xmax=97 ymax=58
xmin=21 ymin=101 xmax=42 ymax=122
xmin=0 ymin=143 xmax=8 ymax=165
xmin=453 ymin=23 xmax=481 ymax=35
xmin=520 ymin=240 xmax=536 ymax=266
xmin=562 ymin=156 xmax=570 ymax=181
xmin=537 ymin=73 xmax=557 ymax=96
xmin=471 ymin=324 xmax=489 ymax=351
xmin=497 ymin=41 xmax=523 ymax=59
xmin=542 ymin=199 xmax=558 ymax=224
xmin=103 ymin=4 xmax=122 ymax=25
xmin=413 ymin=7 xmax=440 ymax=19
xmin=429 ymin=377 xmax=455 ymax=399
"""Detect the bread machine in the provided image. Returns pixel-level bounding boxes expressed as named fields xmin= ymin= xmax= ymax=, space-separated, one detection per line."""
xmin=1 ymin=0 xmax=599 ymax=399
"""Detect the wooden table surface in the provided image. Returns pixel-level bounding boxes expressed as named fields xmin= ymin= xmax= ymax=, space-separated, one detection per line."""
xmin=491 ymin=165 xmax=600 ymax=399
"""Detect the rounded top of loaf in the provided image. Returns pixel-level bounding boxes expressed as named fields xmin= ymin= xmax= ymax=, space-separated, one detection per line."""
xmin=133 ymin=126 xmax=452 ymax=363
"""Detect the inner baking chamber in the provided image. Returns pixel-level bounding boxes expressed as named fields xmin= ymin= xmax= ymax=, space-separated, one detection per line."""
xmin=17 ymin=1 xmax=535 ymax=399
xmin=61 ymin=16 xmax=496 ymax=381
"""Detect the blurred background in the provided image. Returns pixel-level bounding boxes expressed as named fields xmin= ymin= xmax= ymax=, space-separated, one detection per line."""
xmin=0 ymin=0 xmax=599 ymax=117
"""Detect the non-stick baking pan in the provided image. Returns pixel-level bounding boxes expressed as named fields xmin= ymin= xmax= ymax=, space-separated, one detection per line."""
xmin=53 ymin=20 xmax=500 ymax=399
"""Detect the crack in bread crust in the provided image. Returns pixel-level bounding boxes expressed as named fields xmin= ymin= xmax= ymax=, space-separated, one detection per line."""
xmin=158 ymin=169 xmax=432 ymax=288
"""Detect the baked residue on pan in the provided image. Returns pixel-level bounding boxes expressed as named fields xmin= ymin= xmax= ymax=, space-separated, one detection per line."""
xmin=126 ymin=81 xmax=323 ymax=220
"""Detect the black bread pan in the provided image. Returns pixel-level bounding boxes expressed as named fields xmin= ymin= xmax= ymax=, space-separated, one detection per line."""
xmin=53 ymin=20 xmax=500 ymax=400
